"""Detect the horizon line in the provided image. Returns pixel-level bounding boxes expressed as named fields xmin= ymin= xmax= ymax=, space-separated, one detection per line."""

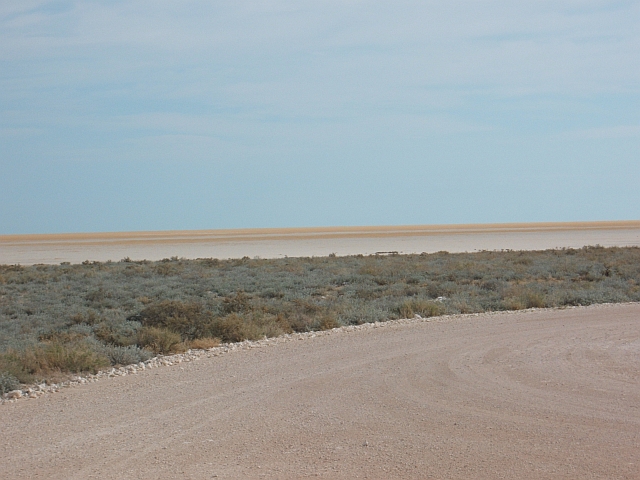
xmin=2 ymin=220 xmax=640 ymax=245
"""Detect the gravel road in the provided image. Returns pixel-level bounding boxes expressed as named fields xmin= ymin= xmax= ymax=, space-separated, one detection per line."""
xmin=2 ymin=304 xmax=639 ymax=479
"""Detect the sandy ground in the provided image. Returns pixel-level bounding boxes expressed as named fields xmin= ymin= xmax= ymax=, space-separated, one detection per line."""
xmin=1 ymin=221 xmax=640 ymax=265
xmin=1 ymin=304 xmax=639 ymax=479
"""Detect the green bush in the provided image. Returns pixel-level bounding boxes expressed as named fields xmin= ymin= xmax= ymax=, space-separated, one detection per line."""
xmin=100 ymin=345 xmax=153 ymax=366
xmin=0 ymin=371 xmax=20 ymax=394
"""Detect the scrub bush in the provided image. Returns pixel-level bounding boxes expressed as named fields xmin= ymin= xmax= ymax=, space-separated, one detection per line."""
xmin=0 ymin=341 xmax=110 ymax=381
xmin=136 ymin=327 xmax=184 ymax=355
xmin=0 ymin=371 xmax=20 ymax=394
xmin=0 ymin=246 xmax=638 ymax=381
xmin=131 ymin=301 xmax=214 ymax=341
xmin=100 ymin=345 xmax=153 ymax=366
xmin=397 ymin=299 xmax=445 ymax=318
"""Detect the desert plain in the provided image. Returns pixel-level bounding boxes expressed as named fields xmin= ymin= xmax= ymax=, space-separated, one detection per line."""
xmin=1 ymin=221 xmax=639 ymax=479
xmin=2 ymin=220 xmax=640 ymax=265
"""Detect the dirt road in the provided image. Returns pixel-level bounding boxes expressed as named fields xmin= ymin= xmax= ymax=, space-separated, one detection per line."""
xmin=2 ymin=304 xmax=639 ymax=479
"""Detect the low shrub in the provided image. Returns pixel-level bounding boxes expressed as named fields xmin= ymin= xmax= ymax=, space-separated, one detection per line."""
xmin=502 ymin=287 xmax=547 ymax=310
xmin=0 ymin=371 xmax=20 ymax=394
xmin=131 ymin=301 xmax=213 ymax=340
xmin=522 ymin=291 xmax=546 ymax=309
xmin=287 ymin=313 xmax=315 ymax=333
xmin=0 ymin=351 xmax=34 ymax=383
xmin=100 ymin=344 xmax=153 ymax=366
xmin=209 ymin=314 xmax=261 ymax=342
xmin=93 ymin=323 xmax=138 ymax=347
xmin=136 ymin=327 xmax=185 ymax=355
xmin=253 ymin=314 xmax=290 ymax=338
xmin=32 ymin=342 xmax=110 ymax=374
xmin=0 ymin=341 xmax=110 ymax=380
xmin=317 ymin=315 xmax=341 ymax=330
xmin=222 ymin=291 xmax=252 ymax=314
xmin=502 ymin=297 xmax=526 ymax=310
xmin=397 ymin=299 xmax=445 ymax=318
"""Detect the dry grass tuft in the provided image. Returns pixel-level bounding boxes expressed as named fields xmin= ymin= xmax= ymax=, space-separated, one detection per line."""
xmin=188 ymin=337 xmax=221 ymax=350
xmin=136 ymin=327 xmax=185 ymax=355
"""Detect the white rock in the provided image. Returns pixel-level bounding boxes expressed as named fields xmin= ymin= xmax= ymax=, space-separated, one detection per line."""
xmin=7 ymin=390 xmax=22 ymax=399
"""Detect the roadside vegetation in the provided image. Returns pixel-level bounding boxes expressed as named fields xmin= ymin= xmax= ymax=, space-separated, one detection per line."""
xmin=1 ymin=246 xmax=639 ymax=389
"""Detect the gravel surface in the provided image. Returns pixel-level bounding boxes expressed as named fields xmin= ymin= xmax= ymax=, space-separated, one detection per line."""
xmin=1 ymin=304 xmax=639 ymax=479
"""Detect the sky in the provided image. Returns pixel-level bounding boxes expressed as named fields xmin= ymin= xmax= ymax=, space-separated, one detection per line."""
xmin=1 ymin=1 xmax=638 ymax=234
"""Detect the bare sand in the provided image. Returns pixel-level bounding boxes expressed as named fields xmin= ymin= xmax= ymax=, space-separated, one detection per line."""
xmin=1 ymin=304 xmax=639 ymax=479
xmin=2 ymin=220 xmax=640 ymax=265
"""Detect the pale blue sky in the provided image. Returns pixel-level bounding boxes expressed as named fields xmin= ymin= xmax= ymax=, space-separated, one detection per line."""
xmin=1 ymin=1 xmax=638 ymax=234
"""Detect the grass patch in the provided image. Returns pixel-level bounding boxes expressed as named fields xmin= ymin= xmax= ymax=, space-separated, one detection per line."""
xmin=187 ymin=337 xmax=220 ymax=350
xmin=397 ymin=299 xmax=445 ymax=318
xmin=0 ymin=340 xmax=110 ymax=383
